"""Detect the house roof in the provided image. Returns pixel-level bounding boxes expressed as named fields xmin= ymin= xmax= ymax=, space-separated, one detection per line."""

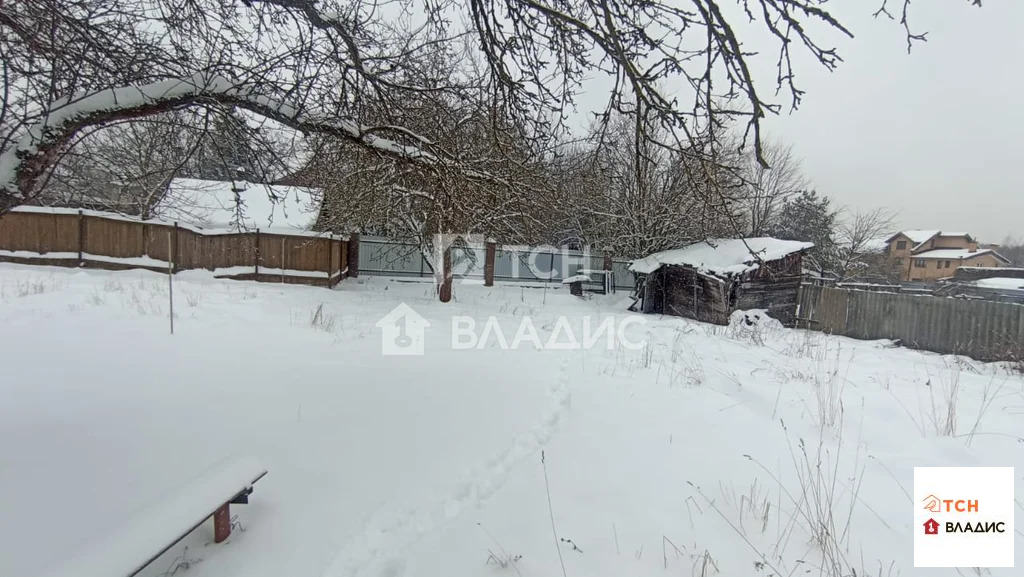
xmin=886 ymin=230 xmax=975 ymax=251
xmin=886 ymin=230 xmax=940 ymax=245
xmin=972 ymin=277 xmax=1024 ymax=291
xmin=861 ymin=237 xmax=891 ymax=253
xmin=628 ymin=238 xmax=814 ymax=277
xmin=156 ymin=178 xmax=322 ymax=233
xmin=911 ymin=248 xmax=1011 ymax=263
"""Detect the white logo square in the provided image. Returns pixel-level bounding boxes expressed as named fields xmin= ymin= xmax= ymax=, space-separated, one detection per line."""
xmin=914 ymin=466 xmax=1014 ymax=567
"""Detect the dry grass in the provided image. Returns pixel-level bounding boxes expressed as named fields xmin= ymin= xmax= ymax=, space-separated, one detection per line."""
xmin=811 ymin=344 xmax=848 ymax=430
xmin=693 ymin=413 xmax=882 ymax=577
xmin=921 ymin=360 xmax=962 ymax=437
xmin=309 ymin=303 xmax=337 ymax=333
xmin=0 ymin=276 xmax=67 ymax=300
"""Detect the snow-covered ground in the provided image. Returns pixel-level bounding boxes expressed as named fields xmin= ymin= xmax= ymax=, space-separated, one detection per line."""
xmin=1 ymin=263 xmax=1021 ymax=577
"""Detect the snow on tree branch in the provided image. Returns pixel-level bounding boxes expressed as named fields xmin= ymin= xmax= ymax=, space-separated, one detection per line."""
xmin=0 ymin=73 xmax=496 ymax=212
xmin=0 ymin=0 xmax=984 ymax=226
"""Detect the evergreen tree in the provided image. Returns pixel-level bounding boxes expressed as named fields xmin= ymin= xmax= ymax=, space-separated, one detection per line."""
xmin=771 ymin=190 xmax=838 ymax=273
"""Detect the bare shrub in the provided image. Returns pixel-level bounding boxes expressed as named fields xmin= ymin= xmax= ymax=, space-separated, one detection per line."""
xmin=719 ymin=480 xmax=772 ymax=535
xmin=925 ymin=361 xmax=961 ymax=437
xmin=696 ymin=418 xmax=885 ymax=577
xmin=962 ymin=375 xmax=1009 ymax=447
xmin=811 ymin=344 xmax=847 ymax=430
xmin=16 ymin=279 xmax=48 ymax=297
xmin=309 ymin=303 xmax=337 ymax=333
xmin=479 ymin=523 xmax=522 ymax=576
xmin=485 ymin=550 xmax=522 ymax=572
xmin=691 ymin=549 xmax=719 ymax=577
xmin=665 ymin=331 xmax=705 ymax=387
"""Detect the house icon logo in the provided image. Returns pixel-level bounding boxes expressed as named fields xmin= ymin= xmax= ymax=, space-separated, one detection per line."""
xmin=923 ymin=495 xmax=941 ymax=512
xmin=375 ymin=303 xmax=430 ymax=356
xmin=924 ymin=518 xmax=940 ymax=535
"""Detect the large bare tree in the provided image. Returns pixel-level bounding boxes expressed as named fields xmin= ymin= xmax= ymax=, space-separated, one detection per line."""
xmin=740 ymin=142 xmax=808 ymax=236
xmin=550 ymin=111 xmax=743 ymax=259
xmin=833 ymin=207 xmax=898 ymax=282
xmin=1 ymin=0 xmax=982 ymax=215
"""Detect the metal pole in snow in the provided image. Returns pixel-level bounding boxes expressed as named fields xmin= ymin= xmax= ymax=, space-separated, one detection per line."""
xmin=168 ymin=230 xmax=174 ymax=335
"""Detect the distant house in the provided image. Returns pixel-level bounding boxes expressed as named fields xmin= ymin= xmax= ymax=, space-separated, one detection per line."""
xmin=155 ymin=178 xmax=323 ymax=233
xmin=628 ymin=238 xmax=813 ymax=325
xmin=884 ymin=230 xmax=1010 ymax=282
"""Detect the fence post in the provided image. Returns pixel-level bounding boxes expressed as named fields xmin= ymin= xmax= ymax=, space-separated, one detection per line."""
xmin=484 ymin=241 xmax=496 ymax=287
xmin=254 ymin=228 xmax=260 ymax=279
xmin=77 ymin=210 xmax=85 ymax=266
xmin=167 ymin=229 xmax=174 ymax=335
xmin=347 ymin=233 xmax=360 ymax=278
xmin=325 ymin=235 xmax=332 ymax=287
xmin=603 ymin=252 xmax=613 ymax=295
xmin=213 ymin=503 xmax=231 ymax=543
xmin=281 ymin=237 xmax=285 ymax=283
xmin=172 ymin=222 xmax=179 ymax=273
xmin=439 ymin=246 xmax=453 ymax=302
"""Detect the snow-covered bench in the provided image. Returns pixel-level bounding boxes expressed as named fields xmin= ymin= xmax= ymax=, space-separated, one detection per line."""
xmin=562 ymin=274 xmax=592 ymax=296
xmin=42 ymin=457 xmax=267 ymax=577
xmin=575 ymin=269 xmax=616 ymax=294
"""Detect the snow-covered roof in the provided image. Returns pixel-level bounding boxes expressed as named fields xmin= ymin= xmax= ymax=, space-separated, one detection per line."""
xmin=860 ymin=237 xmax=890 ymax=253
xmin=886 ymin=230 xmax=974 ymax=249
xmin=628 ymin=238 xmax=813 ymax=277
xmin=972 ymin=277 xmax=1024 ymax=291
xmin=912 ymin=248 xmax=1009 ymax=262
xmin=887 ymin=230 xmax=939 ymax=245
xmin=561 ymin=274 xmax=592 ymax=284
xmin=156 ymin=178 xmax=322 ymax=232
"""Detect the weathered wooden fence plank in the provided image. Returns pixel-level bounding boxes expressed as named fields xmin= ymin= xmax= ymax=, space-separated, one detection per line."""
xmin=799 ymin=285 xmax=1023 ymax=362
xmin=0 ymin=210 xmax=347 ymax=287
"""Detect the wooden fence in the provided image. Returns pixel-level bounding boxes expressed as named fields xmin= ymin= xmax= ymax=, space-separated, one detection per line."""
xmin=796 ymin=285 xmax=1024 ymax=362
xmin=0 ymin=208 xmax=348 ymax=287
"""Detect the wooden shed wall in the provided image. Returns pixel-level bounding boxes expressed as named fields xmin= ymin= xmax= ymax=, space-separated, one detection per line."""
xmin=735 ymin=252 xmax=805 ymax=325
xmin=640 ymin=251 xmax=806 ymax=326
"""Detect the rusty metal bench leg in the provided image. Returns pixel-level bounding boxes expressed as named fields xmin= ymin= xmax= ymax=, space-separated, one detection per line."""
xmin=213 ymin=503 xmax=231 ymax=543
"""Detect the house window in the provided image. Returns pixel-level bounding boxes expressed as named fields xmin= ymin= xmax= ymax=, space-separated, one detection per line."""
xmin=915 ymin=259 xmax=926 ymax=268
xmin=944 ymin=260 xmax=951 ymax=268
xmin=896 ymin=241 xmax=907 ymax=250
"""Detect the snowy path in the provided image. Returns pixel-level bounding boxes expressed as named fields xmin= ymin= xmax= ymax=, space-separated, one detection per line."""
xmin=323 ymin=357 xmax=572 ymax=577
xmin=1 ymin=265 xmax=1022 ymax=577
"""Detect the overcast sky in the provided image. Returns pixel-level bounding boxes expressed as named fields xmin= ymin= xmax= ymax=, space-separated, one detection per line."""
xmin=572 ymin=2 xmax=1022 ymax=243
xmin=753 ymin=1 xmax=1023 ymax=243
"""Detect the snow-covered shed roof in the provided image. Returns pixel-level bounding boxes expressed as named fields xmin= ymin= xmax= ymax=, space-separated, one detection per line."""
xmin=912 ymin=248 xmax=1010 ymax=263
xmin=628 ymin=238 xmax=814 ymax=277
xmin=156 ymin=178 xmax=322 ymax=233
xmin=972 ymin=277 xmax=1024 ymax=291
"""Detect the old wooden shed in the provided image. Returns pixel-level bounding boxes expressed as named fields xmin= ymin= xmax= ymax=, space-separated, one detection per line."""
xmin=628 ymin=238 xmax=813 ymax=325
